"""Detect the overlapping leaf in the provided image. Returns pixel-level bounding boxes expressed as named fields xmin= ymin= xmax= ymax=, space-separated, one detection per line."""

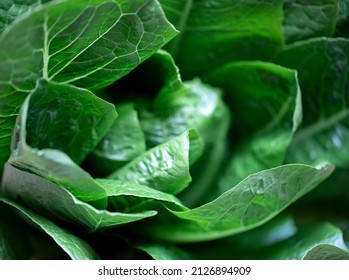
xmin=0 ymin=198 xmax=100 ymax=260
xmin=0 ymin=0 xmax=178 ymax=173
xmin=206 ymin=61 xmax=302 ymax=191
xmin=276 ymin=38 xmax=349 ymax=167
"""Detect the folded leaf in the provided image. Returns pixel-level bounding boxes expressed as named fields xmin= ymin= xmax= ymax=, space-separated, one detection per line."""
xmin=96 ymin=178 xmax=186 ymax=212
xmin=206 ymin=61 xmax=302 ymax=191
xmin=84 ymin=104 xmax=146 ymax=177
xmin=264 ymin=223 xmax=347 ymax=260
xmin=276 ymin=38 xmax=349 ymax=167
xmin=1 ymin=163 xmax=157 ymax=231
xmin=303 ymin=244 xmax=349 ymax=260
xmin=0 ymin=198 xmax=99 ymax=260
xmin=160 ymin=0 xmax=284 ymax=78
xmin=143 ymin=163 xmax=334 ymax=242
xmin=8 ymin=81 xmax=114 ymax=205
xmin=282 ymin=0 xmax=338 ymax=44
xmin=108 ymin=129 xmax=203 ymax=194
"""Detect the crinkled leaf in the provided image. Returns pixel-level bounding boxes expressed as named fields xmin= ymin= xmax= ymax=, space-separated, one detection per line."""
xmin=141 ymin=77 xmax=230 ymax=148
xmin=143 ymin=163 xmax=334 ymax=242
xmin=160 ymin=0 xmax=284 ymax=78
xmin=108 ymin=129 xmax=204 ymax=194
xmin=303 ymin=244 xmax=349 ymax=260
xmin=264 ymin=223 xmax=347 ymax=260
xmin=0 ymin=197 xmax=99 ymax=260
xmin=0 ymin=0 xmax=54 ymax=34
xmin=276 ymin=38 xmax=349 ymax=167
xmin=8 ymin=81 xmax=113 ymax=205
xmin=1 ymin=163 xmax=157 ymax=231
xmin=206 ymin=61 xmax=302 ymax=191
xmin=283 ymin=0 xmax=338 ymax=44
xmin=25 ymin=80 xmax=117 ymax=164
xmin=85 ymin=104 xmax=145 ymax=177
xmin=0 ymin=0 xmax=178 ymax=173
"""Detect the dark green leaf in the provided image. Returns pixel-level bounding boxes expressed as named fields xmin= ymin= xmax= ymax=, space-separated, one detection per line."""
xmin=1 ymin=163 xmax=157 ymax=230
xmin=160 ymin=0 xmax=284 ymax=78
xmin=276 ymin=38 xmax=349 ymax=167
xmin=0 ymin=0 xmax=53 ymax=34
xmin=206 ymin=61 xmax=302 ymax=191
xmin=8 ymin=81 xmax=113 ymax=204
xmin=283 ymin=0 xmax=338 ymax=44
xmin=303 ymin=244 xmax=349 ymax=260
xmin=143 ymin=163 xmax=334 ymax=242
xmin=264 ymin=223 xmax=347 ymax=260
xmin=85 ymin=104 xmax=146 ymax=177
xmin=108 ymin=129 xmax=204 ymax=194
xmin=0 ymin=197 xmax=100 ymax=260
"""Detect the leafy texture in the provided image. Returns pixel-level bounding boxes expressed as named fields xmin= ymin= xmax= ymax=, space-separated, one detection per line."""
xmin=143 ymin=163 xmax=334 ymax=242
xmin=84 ymin=103 xmax=146 ymax=177
xmin=0 ymin=0 xmax=53 ymax=34
xmin=0 ymin=0 xmax=178 ymax=174
xmin=160 ymin=0 xmax=284 ymax=78
xmin=303 ymin=244 xmax=349 ymax=260
xmin=283 ymin=0 xmax=338 ymax=44
xmin=276 ymin=38 xmax=349 ymax=167
xmin=0 ymin=198 xmax=99 ymax=260
xmin=1 ymin=163 xmax=157 ymax=230
xmin=108 ymin=129 xmax=203 ymax=194
xmin=8 ymin=81 xmax=112 ymax=205
xmin=264 ymin=223 xmax=347 ymax=260
xmin=206 ymin=61 xmax=302 ymax=191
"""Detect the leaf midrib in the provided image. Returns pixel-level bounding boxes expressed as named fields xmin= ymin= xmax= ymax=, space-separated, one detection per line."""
xmin=292 ymin=107 xmax=349 ymax=144
xmin=167 ymin=0 xmax=193 ymax=58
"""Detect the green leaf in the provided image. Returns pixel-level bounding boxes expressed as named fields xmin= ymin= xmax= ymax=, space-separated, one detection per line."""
xmin=96 ymin=178 xmax=186 ymax=212
xmin=206 ymin=61 xmax=302 ymax=191
xmin=303 ymin=244 xmax=349 ymax=260
xmin=0 ymin=0 xmax=54 ymax=34
xmin=282 ymin=0 xmax=338 ymax=44
xmin=0 ymin=197 xmax=99 ymax=260
xmin=276 ymin=38 xmax=349 ymax=167
xmin=160 ymin=0 xmax=284 ymax=78
xmin=264 ymin=223 xmax=347 ymax=260
xmin=84 ymin=103 xmax=146 ymax=177
xmin=337 ymin=0 xmax=349 ymax=24
xmin=1 ymin=163 xmax=157 ymax=230
xmin=26 ymin=80 xmax=117 ymax=164
xmin=108 ymin=129 xmax=204 ymax=194
xmin=8 ymin=81 xmax=113 ymax=205
xmin=0 ymin=0 xmax=178 ymax=173
xmin=137 ymin=243 xmax=190 ymax=260
xmin=143 ymin=163 xmax=334 ymax=242
xmin=141 ymin=78 xmax=230 ymax=148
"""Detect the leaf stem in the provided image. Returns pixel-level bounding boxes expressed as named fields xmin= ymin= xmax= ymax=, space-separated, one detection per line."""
xmin=293 ymin=108 xmax=349 ymax=144
xmin=167 ymin=0 xmax=193 ymax=58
